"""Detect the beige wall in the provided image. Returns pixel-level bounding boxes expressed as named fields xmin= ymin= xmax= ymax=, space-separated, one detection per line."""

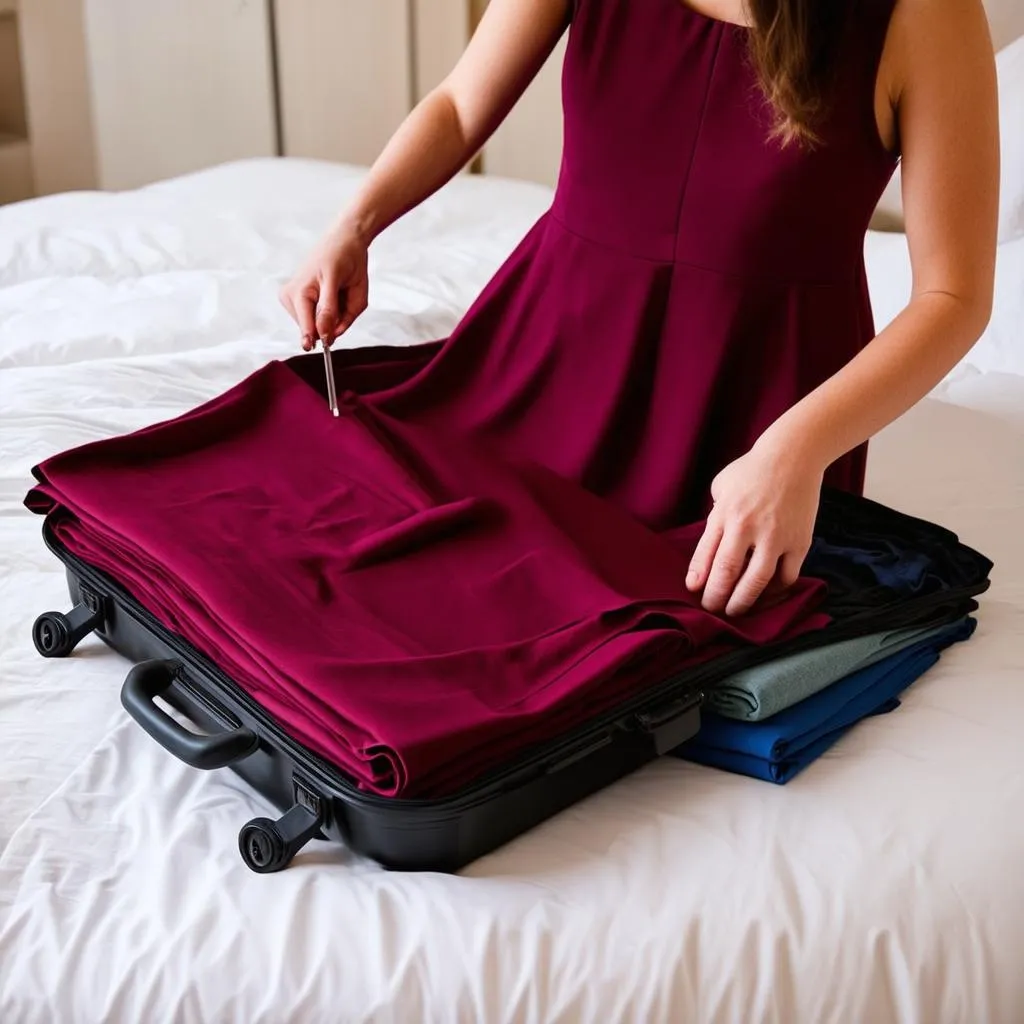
xmin=83 ymin=0 xmax=277 ymax=191
xmin=985 ymin=0 xmax=1024 ymax=51
xmin=275 ymin=0 xmax=470 ymax=167
xmin=17 ymin=0 xmax=97 ymax=194
xmin=275 ymin=0 xmax=411 ymax=167
xmin=9 ymin=0 xmax=562 ymax=197
xmin=0 ymin=11 xmax=28 ymax=137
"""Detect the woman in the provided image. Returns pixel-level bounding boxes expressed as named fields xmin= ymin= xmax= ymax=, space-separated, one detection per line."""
xmin=280 ymin=0 xmax=998 ymax=618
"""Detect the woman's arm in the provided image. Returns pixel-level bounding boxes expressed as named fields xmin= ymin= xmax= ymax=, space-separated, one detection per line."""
xmin=282 ymin=0 xmax=571 ymax=345
xmin=757 ymin=0 xmax=999 ymax=469
xmin=342 ymin=0 xmax=571 ymax=244
xmin=688 ymin=0 xmax=999 ymax=617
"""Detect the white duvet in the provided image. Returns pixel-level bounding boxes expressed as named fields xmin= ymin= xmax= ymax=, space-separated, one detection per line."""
xmin=1 ymin=159 xmax=1023 ymax=1023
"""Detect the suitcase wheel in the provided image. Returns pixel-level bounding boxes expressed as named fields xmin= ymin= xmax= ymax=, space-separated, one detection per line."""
xmin=238 ymin=803 xmax=322 ymax=874
xmin=32 ymin=604 xmax=103 ymax=658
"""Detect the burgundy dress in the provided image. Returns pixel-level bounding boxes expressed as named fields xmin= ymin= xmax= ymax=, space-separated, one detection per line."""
xmin=338 ymin=0 xmax=900 ymax=529
xmin=26 ymin=0 xmax=901 ymax=796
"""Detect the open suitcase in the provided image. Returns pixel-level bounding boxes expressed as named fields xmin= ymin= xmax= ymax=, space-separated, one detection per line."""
xmin=30 ymin=488 xmax=991 ymax=875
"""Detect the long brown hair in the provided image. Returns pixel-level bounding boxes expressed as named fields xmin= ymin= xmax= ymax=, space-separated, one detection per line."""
xmin=746 ymin=0 xmax=853 ymax=145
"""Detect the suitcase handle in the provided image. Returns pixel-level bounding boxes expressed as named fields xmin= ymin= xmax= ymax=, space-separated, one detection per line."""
xmin=121 ymin=659 xmax=260 ymax=770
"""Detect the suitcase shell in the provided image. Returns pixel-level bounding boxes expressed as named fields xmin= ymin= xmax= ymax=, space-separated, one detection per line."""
xmin=33 ymin=512 xmax=989 ymax=874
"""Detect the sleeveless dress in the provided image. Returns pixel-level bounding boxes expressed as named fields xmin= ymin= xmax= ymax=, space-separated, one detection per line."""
xmin=23 ymin=0 xmax=904 ymax=796
xmin=327 ymin=0 xmax=900 ymax=531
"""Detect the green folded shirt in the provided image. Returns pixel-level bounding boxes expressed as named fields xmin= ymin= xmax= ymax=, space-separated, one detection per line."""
xmin=706 ymin=621 xmax=957 ymax=722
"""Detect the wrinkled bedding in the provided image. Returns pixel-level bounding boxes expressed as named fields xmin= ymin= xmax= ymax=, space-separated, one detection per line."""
xmin=1 ymin=158 xmax=1023 ymax=1023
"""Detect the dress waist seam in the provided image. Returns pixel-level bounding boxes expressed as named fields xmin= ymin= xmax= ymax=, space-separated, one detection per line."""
xmin=547 ymin=211 xmax=862 ymax=288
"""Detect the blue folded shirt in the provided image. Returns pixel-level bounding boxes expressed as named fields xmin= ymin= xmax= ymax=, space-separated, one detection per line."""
xmin=675 ymin=617 xmax=976 ymax=784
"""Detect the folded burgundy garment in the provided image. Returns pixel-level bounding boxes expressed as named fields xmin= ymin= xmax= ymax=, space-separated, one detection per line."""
xmin=27 ymin=361 xmax=830 ymax=796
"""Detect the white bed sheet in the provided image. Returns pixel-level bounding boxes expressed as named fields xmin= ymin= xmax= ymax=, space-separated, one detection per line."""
xmin=1 ymin=158 xmax=1022 ymax=1023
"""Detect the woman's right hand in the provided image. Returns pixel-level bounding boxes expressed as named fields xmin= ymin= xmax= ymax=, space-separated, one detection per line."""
xmin=279 ymin=223 xmax=370 ymax=351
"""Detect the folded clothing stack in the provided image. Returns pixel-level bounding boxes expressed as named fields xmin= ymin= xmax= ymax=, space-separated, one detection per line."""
xmin=677 ymin=617 xmax=976 ymax=783
xmin=674 ymin=498 xmax=988 ymax=781
xmin=25 ymin=361 xmax=992 ymax=797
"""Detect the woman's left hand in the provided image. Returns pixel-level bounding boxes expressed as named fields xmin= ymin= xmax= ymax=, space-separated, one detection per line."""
xmin=686 ymin=441 xmax=824 ymax=617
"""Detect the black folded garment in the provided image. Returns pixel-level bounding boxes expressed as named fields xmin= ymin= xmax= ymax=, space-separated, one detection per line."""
xmin=804 ymin=489 xmax=992 ymax=631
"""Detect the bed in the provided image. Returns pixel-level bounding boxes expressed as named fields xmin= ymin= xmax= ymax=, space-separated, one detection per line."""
xmin=1 ymin=156 xmax=1023 ymax=1022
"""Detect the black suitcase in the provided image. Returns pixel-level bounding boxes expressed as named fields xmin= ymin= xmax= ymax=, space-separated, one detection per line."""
xmin=30 ymin=490 xmax=991 ymax=874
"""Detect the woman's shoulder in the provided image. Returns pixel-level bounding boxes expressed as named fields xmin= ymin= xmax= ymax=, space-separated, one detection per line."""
xmin=885 ymin=0 xmax=993 ymax=62
xmin=882 ymin=0 xmax=995 ymax=97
